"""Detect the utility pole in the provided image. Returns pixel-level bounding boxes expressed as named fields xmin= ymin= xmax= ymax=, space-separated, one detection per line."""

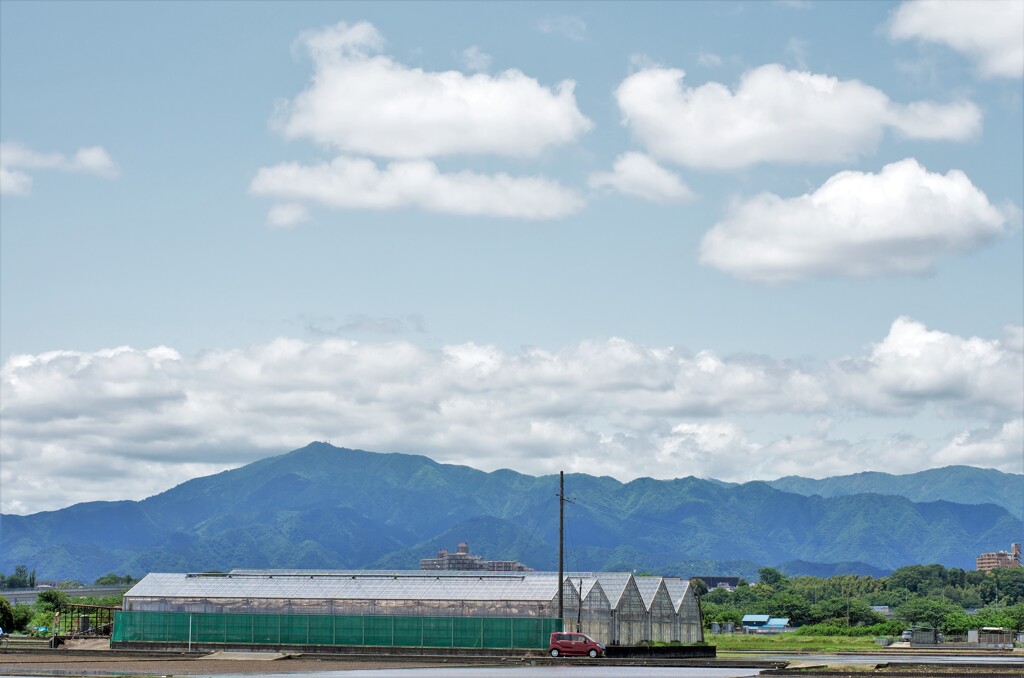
xmin=577 ymin=577 xmax=584 ymax=632
xmin=558 ymin=470 xmax=564 ymax=629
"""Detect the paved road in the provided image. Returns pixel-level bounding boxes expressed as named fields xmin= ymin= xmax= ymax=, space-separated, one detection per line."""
xmin=743 ymin=651 xmax=1023 ymax=665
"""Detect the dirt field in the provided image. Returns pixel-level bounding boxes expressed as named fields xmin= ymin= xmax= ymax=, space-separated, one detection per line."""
xmin=0 ymin=650 xmax=476 ymax=676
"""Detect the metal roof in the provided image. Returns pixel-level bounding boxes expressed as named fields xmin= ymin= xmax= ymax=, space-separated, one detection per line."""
xmin=125 ymin=572 xmax=563 ymax=602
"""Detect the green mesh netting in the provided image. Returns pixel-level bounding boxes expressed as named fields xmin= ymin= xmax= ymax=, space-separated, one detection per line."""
xmin=112 ymin=611 xmax=558 ymax=649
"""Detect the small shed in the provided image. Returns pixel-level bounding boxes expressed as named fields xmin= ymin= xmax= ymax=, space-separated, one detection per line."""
xmin=911 ymin=626 xmax=937 ymax=644
xmin=977 ymin=627 xmax=1013 ymax=645
xmin=741 ymin=614 xmax=770 ymax=629
xmin=761 ymin=618 xmax=789 ymax=633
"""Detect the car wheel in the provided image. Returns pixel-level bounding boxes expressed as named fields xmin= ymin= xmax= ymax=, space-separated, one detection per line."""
xmin=588 ymin=649 xmax=598 ymax=658
xmin=550 ymin=648 xmax=559 ymax=657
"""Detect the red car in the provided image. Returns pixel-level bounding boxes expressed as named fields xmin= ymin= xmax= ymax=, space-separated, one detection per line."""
xmin=548 ymin=631 xmax=605 ymax=658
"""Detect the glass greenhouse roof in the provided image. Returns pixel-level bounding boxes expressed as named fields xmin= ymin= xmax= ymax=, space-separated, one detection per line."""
xmin=633 ymin=576 xmax=666 ymax=607
xmin=662 ymin=578 xmax=692 ymax=612
xmin=126 ymin=571 xmax=566 ymax=602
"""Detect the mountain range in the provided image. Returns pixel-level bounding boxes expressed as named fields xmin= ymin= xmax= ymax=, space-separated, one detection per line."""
xmin=765 ymin=467 xmax=1023 ymax=519
xmin=1 ymin=443 xmax=1020 ymax=582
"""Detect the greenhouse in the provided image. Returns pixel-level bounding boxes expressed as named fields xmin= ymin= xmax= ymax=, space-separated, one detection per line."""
xmin=112 ymin=570 xmax=702 ymax=650
xmin=564 ymin=576 xmax=611 ymax=643
xmin=590 ymin=572 xmax=648 ymax=645
xmin=635 ymin=576 xmax=677 ymax=643
xmin=664 ymin=577 xmax=703 ymax=644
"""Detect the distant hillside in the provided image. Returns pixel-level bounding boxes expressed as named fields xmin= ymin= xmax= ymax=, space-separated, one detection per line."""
xmin=777 ymin=560 xmax=892 ymax=579
xmin=2 ymin=443 xmax=1021 ymax=582
xmin=767 ymin=466 xmax=1024 ymax=519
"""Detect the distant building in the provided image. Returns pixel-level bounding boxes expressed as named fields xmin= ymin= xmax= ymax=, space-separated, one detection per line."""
xmin=693 ymin=576 xmax=740 ymax=591
xmin=420 ymin=541 xmax=532 ymax=572
xmin=976 ymin=543 xmax=1021 ymax=572
xmin=741 ymin=614 xmax=770 ymax=629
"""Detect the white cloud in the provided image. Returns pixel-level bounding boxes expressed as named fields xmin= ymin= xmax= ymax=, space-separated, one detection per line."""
xmin=699 ymin=158 xmax=1012 ymax=282
xmin=461 ymin=45 xmax=492 ymax=72
xmin=280 ymin=21 xmax=592 ymax=158
xmin=889 ymin=0 xmax=1024 ymax=79
xmin=835 ymin=317 xmax=1024 ymax=416
xmin=266 ymin=203 xmax=310 ymax=228
xmin=0 ymin=166 xmax=32 ymax=195
xmin=0 ymin=336 xmax=829 ymax=511
xmin=0 ymin=142 xmax=118 ymax=195
xmin=588 ymin=152 xmax=696 ymax=203
xmin=784 ymin=38 xmax=809 ymax=70
xmin=537 ymin=16 xmax=587 ymax=42
xmin=614 ymin=64 xmax=981 ymax=169
xmin=250 ymin=155 xmax=583 ymax=220
xmin=697 ymin=51 xmax=722 ymax=68
xmin=933 ymin=419 xmax=1024 ymax=470
xmin=4 ymin=318 xmax=1019 ymax=513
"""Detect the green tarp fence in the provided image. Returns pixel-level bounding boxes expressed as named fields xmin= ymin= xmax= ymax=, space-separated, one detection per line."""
xmin=112 ymin=610 xmax=559 ymax=649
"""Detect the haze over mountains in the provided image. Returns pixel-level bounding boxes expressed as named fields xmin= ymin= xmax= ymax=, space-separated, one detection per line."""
xmin=1 ymin=443 xmax=1020 ymax=582
xmin=765 ymin=467 xmax=1023 ymax=520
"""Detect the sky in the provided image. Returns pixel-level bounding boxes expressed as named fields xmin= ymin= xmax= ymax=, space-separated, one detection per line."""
xmin=1 ymin=0 xmax=1022 ymax=515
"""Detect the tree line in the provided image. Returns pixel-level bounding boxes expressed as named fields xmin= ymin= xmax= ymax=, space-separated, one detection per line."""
xmin=0 ymin=568 xmax=136 ymax=636
xmin=697 ymin=564 xmax=1024 ymax=635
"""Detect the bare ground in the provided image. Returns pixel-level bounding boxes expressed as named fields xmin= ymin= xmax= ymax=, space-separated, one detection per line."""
xmin=0 ymin=651 xmax=468 ymax=676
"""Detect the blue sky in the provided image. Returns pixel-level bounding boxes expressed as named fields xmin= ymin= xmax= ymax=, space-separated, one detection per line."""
xmin=1 ymin=1 xmax=1022 ymax=514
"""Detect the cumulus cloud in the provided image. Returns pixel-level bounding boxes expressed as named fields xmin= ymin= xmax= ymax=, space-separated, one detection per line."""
xmin=588 ymin=152 xmax=696 ymax=203
xmin=537 ymin=16 xmax=587 ymax=42
xmin=0 ymin=142 xmax=118 ymax=195
xmin=889 ymin=0 xmax=1024 ymax=79
xmin=614 ymin=64 xmax=981 ymax=169
xmin=266 ymin=203 xmax=310 ymax=228
xmin=3 ymin=318 xmax=1020 ymax=513
xmin=699 ymin=158 xmax=1012 ymax=282
xmin=933 ymin=419 xmax=1024 ymax=471
xmin=279 ymin=21 xmax=592 ymax=158
xmin=461 ymin=46 xmax=492 ymax=72
xmin=835 ymin=316 xmax=1024 ymax=416
xmin=697 ymin=51 xmax=722 ymax=68
xmin=250 ymin=156 xmax=584 ymax=219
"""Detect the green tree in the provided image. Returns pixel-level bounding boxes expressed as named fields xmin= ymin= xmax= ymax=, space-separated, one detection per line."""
xmin=690 ymin=578 xmax=709 ymax=597
xmin=35 ymin=589 xmax=68 ymax=611
xmin=1003 ymin=603 xmax=1024 ymax=632
xmin=7 ymin=565 xmax=31 ymax=589
xmin=758 ymin=567 xmax=787 ymax=588
xmin=700 ymin=602 xmax=742 ymax=626
xmin=940 ymin=609 xmax=972 ymax=635
xmin=888 ymin=564 xmax=948 ymax=595
xmin=94 ymin=573 xmax=136 ymax=587
xmin=895 ymin=596 xmax=959 ymax=628
xmin=702 ymin=587 xmax=732 ymax=604
xmin=0 ymin=596 xmax=13 ymax=630
xmin=971 ymin=606 xmax=1015 ymax=629
xmin=767 ymin=591 xmax=812 ymax=626
xmin=12 ymin=603 xmax=33 ymax=631
xmin=810 ymin=597 xmax=883 ymax=626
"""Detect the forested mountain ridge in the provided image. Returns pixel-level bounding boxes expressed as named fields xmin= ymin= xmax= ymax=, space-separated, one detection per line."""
xmin=767 ymin=466 xmax=1024 ymax=519
xmin=2 ymin=443 xmax=1020 ymax=582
